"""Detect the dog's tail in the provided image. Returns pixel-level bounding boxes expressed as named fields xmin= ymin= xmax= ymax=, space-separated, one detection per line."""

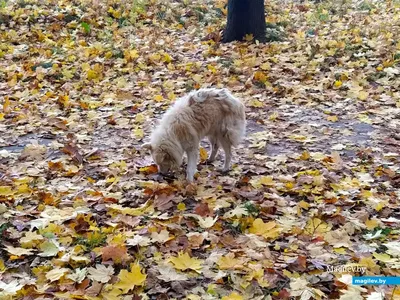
xmin=220 ymin=89 xmax=246 ymax=147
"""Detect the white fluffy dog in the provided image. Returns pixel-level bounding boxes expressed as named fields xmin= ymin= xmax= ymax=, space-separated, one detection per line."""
xmin=143 ymin=88 xmax=246 ymax=181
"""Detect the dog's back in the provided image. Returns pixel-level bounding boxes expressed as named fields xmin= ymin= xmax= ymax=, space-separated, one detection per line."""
xmin=187 ymin=88 xmax=246 ymax=146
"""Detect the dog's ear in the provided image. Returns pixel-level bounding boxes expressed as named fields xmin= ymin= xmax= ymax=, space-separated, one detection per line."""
xmin=142 ymin=143 xmax=152 ymax=151
xmin=188 ymin=95 xmax=195 ymax=106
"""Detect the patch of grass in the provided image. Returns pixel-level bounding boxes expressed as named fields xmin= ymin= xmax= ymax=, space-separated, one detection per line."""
xmin=129 ymin=0 xmax=148 ymax=24
xmin=64 ymin=13 xmax=79 ymax=23
xmin=81 ymin=22 xmax=91 ymax=34
xmin=276 ymin=20 xmax=290 ymax=27
xmin=265 ymin=22 xmax=286 ymax=42
xmin=156 ymin=10 xmax=166 ymax=20
xmin=193 ymin=6 xmax=207 ymax=22
xmin=265 ymin=22 xmax=279 ymax=29
xmin=118 ymin=17 xmax=128 ymax=27
xmin=113 ymin=49 xmax=124 ymax=59
xmin=16 ymin=0 xmax=28 ymax=8
xmin=364 ymin=226 xmax=392 ymax=237
xmin=244 ymin=201 xmax=259 ymax=217
xmin=358 ymin=1 xmax=375 ymax=11
xmin=31 ymin=61 xmax=53 ymax=71
xmin=226 ymin=222 xmax=243 ymax=235
xmin=0 ymin=223 xmax=11 ymax=240
xmin=220 ymin=58 xmax=233 ymax=68
xmin=75 ymin=231 xmax=107 ymax=250
xmin=316 ymin=7 xmax=329 ymax=21
xmin=265 ymin=28 xmax=285 ymax=42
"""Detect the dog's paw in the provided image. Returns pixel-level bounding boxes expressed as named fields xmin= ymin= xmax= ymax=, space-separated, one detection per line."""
xmin=206 ymin=158 xmax=215 ymax=164
xmin=218 ymin=168 xmax=231 ymax=175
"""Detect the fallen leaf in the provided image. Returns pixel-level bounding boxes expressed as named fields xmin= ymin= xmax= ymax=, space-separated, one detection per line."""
xmin=45 ymin=267 xmax=69 ymax=282
xmin=249 ymin=219 xmax=280 ymax=240
xmin=169 ymin=252 xmax=202 ymax=272
xmin=88 ymin=264 xmax=114 ymax=283
xmin=114 ymin=263 xmax=146 ymax=293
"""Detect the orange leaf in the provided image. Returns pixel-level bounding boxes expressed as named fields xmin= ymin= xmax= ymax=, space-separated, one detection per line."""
xmin=102 ymin=245 xmax=128 ymax=264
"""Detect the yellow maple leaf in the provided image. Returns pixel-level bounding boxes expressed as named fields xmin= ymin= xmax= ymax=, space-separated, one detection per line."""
xmin=186 ymin=295 xmax=201 ymax=300
xmin=167 ymin=91 xmax=176 ymax=101
xmin=373 ymin=252 xmax=394 ymax=263
xmin=358 ymin=114 xmax=372 ymax=124
xmin=3 ymin=96 xmax=10 ymax=113
xmin=16 ymin=183 xmax=30 ymax=194
xmin=115 ymin=263 xmax=146 ymax=293
xmin=0 ymin=186 xmax=13 ymax=196
xmin=244 ymin=34 xmax=254 ymax=41
xmin=250 ymin=176 xmax=274 ymax=188
xmin=154 ymin=94 xmax=164 ymax=102
xmin=269 ymin=111 xmax=278 ymax=121
xmin=357 ymin=90 xmax=369 ymax=100
xmin=4 ymin=245 xmax=34 ymax=256
xmin=87 ymin=69 xmax=98 ymax=80
xmin=129 ymin=49 xmax=139 ymax=60
xmin=304 ymin=217 xmax=330 ymax=235
xmin=134 ymin=127 xmax=144 ymax=139
xmin=163 ymin=53 xmax=172 ymax=63
xmin=199 ymin=147 xmax=208 ymax=162
xmin=299 ymin=151 xmax=310 ymax=160
xmin=45 ymin=267 xmax=70 ymax=282
xmin=298 ymin=200 xmax=310 ymax=210
xmin=222 ymin=292 xmax=243 ymax=300
xmin=260 ymin=62 xmax=271 ymax=70
xmin=327 ymin=115 xmax=338 ymax=122
xmin=365 ymin=218 xmax=379 ymax=230
xmin=0 ymin=259 xmax=6 ymax=272
xmin=105 ymin=51 xmax=113 ymax=59
xmin=249 ymin=219 xmax=280 ymax=240
xmin=177 ymin=202 xmax=186 ymax=211
xmin=334 ymin=248 xmax=347 ymax=254
xmin=249 ymin=99 xmax=264 ymax=108
xmin=217 ymin=253 xmax=244 ymax=270
xmin=134 ymin=113 xmax=145 ymax=124
xmin=334 ymin=80 xmax=342 ymax=88
xmin=254 ymin=71 xmax=267 ymax=83
xmin=107 ymin=203 xmax=154 ymax=216
xmin=101 ymin=285 xmax=123 ymax=300
xmin=359 ymin=256 xmax=379 ymax=273
xmin=169 ymin=252 xmax=202 ymax=272
xmin=207 ymin=64 xmax=217 ymax=73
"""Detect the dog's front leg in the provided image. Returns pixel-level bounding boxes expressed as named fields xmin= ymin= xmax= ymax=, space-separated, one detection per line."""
xmin=186 ymin=149 xmax=198 ymax=181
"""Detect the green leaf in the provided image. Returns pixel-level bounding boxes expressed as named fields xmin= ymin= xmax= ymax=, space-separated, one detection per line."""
xmin=81 ymin=22 xmax=91 ymax=34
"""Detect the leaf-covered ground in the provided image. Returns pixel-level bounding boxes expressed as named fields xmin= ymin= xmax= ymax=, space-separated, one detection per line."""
xmin=1 ymin=0 xmax=400 ymax=299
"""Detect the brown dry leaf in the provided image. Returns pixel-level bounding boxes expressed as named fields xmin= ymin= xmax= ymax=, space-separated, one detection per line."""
xmin=61 ymin=143 xmax=83 ymax=165
xmin=101 ymin=245 xmax=129 ymax=264
xmin=154 ymin=193 xmax=176 ymax=211
xmin=194 ymin=202 xmax=212 ymax=217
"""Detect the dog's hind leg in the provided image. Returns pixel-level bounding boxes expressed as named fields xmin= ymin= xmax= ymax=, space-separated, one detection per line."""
xmin=207 ymin=136 xmax=219 ymax=163
xmin=220 ymin=139 xmax=232 ymax=172
xmin=186 ymin=148 xmax=198 ymax=181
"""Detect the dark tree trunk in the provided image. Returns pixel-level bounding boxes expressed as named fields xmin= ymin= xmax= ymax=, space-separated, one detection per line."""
xmin=223 ymin=0 xmax=266 ymax=43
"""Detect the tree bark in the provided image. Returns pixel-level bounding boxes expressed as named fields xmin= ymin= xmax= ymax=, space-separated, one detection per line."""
xmin=223 ymin=0 xmax=266 ymax=43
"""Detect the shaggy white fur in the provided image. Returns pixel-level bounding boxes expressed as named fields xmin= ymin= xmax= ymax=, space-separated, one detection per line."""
xmin=143 ymin=88 xmax=246 ymax=181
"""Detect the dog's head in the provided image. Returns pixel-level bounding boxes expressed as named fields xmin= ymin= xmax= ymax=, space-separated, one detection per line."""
xmin=142 ymin=142 xmax=181 ymax=175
